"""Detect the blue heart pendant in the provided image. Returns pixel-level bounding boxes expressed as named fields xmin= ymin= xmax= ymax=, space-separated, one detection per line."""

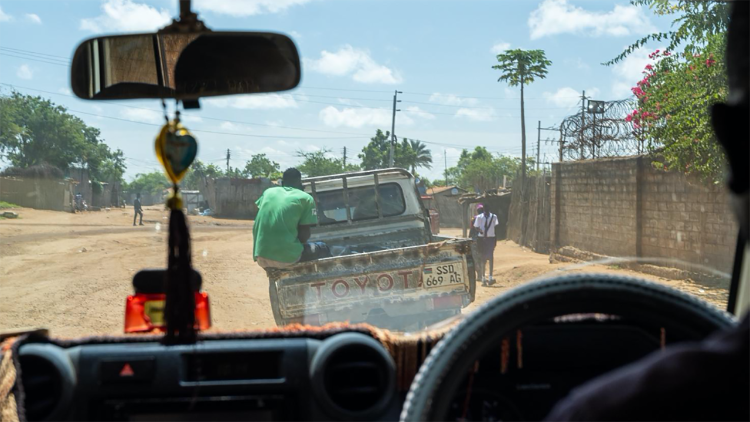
xmin=164 ymin=126 xmax=198 ymax=182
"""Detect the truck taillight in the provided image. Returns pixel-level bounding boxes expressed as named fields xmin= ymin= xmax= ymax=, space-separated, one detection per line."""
xmin=432 ymin=295 xmax=463 ymax=310
xmin=124 ymin=292 xmax=211 ymax=333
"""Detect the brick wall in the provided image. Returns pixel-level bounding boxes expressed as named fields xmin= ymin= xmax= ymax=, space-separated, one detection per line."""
xmin=551 ymin=156 xmax=737 ymax=273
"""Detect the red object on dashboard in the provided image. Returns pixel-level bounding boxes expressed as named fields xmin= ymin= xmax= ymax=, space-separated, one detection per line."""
xmin=124 ymin=292 xmax=211 ymax=333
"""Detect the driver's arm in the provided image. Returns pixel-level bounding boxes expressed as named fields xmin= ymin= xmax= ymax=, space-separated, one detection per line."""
xmin=545 ymin=313 xmax=750 ymax=421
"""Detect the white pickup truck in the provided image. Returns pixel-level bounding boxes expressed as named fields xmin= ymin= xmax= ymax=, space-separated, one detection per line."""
xmin=265 ymin=168 xmax=477 ymax=331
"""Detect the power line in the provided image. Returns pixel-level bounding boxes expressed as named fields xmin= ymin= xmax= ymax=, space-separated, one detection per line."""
xmin=0 ymin=52 xmax=70 ymax=67
xmin=0 ymin=46 xmax=71 ymax=60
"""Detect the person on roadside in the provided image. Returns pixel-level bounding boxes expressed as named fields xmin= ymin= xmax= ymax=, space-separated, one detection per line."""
xmin=133 ymin=193 xmax=144 ymax=226
xmin=253 ymin=167 xmax=330 ymax=271
xmin=474 ymin=204 xmax=498 ymax=286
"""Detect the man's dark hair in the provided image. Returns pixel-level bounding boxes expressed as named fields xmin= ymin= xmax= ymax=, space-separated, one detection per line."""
xmin=282 ymin=167 xmax=303 ymax=189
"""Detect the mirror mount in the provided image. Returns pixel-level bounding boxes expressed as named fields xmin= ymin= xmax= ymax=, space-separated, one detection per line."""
xmin=159 ymin=0 xmax=210 ymax=34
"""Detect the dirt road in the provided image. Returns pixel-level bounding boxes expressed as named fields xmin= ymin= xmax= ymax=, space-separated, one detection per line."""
xmin=0 ymin=207 xmax=729 ymax=338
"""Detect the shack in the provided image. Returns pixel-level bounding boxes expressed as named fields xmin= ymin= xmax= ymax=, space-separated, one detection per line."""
xmin=426 ymin=186 xmax=468 ymax=228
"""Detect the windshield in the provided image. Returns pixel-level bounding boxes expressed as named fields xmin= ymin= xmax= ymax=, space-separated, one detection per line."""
xmin=0 ymin=0 xmax=736 ymax=337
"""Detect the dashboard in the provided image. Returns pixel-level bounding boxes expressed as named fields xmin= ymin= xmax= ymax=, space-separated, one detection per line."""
xmin=19 ymin=333 xmax=400 ymax=421
xmin=18 ymin=318 xmax=670 ymax=422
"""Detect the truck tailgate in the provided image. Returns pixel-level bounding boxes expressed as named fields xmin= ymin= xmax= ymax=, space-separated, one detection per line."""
xmin=268 ymin=238 xmax=475 ymax=320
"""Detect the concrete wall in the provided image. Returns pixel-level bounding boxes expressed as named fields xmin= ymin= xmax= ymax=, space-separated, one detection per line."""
xmin=551 ymin=156 xmax=737 ymax=273
xmin=204 ymin=177 xmax=273 ymax=219
xmin=0 ymin=177 xmax=76 ymax=212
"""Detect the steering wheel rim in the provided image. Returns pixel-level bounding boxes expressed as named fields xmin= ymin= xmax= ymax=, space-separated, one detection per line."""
xmin=400 ymin=273 xmax=736 ymax=421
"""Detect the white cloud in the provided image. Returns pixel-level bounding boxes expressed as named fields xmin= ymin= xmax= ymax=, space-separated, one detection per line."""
xmin=428 ymin=93 xmax=479 ymax=107
xmin=120 ymin=108 xmax=163 ymax=124
xmin=193 ymin=0 xmax=309 ymax=17
xmin=490 ymin=42 xmax=510 ymax=55
xmin=80 ymin=0 xmax=171 ymax=33
xmin=266 ymin=119 xmax=284 ymax=127
xmin=181 ymin=115 xmax=203 ymax=123
xmin=0 ymin=6 xmax=12 ymax=21
xmin=528 ymin=0 xmax=655 ymax=40
xmin=543 ymin=87 xmax=601 ymax=110
xmin=24 ymin=13 xmax=41 ymax=24
xmin=611 ymin=47 xmax=653 ymax=97
xmin=404 ymin=106 xmax=435 ymax=120
xmin=16 ymin=64 xmax=33 ymax=80
xmin=289 ymin=30 xmax=303 ymax=39
xmin=306 ymin=45 xmax=402 ymax=84
xmin=206 ymin=94 xmax=297 ymax=110
xmin=58 ymin=87 xmax=73 ymax=95
xmin=319 ymin=106 xmax=413 ymax=129
xmin=455 ymin=108 xmax=496 ymax=122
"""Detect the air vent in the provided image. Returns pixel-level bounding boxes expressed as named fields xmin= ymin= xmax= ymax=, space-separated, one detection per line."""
xmin=311 ymin=333 xmax=395 ymax=419
xmin=20 ymin=354 xmax=62 ymax=421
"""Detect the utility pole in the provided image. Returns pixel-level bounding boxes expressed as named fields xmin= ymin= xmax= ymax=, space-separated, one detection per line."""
xmin=537 ymin=120 xmax=541 ymax=172
xmin=226 ymin=149 xmax=231 ymax=173
xmin=343 ymin=146 xmax=347 ymax=167
xmin=444 ymin=149 xmax=448 ymax=186
xmin=389 ymin=90 xmax=402 ymax=167
xmin=559 ymin=125 xmax=564 ymax=162
xmin=580 ymin=90 xmax=587 ymax=160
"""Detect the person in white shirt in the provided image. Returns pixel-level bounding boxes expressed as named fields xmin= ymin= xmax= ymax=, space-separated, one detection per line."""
xmin=473 ymin=205 xmax=498 ymax=286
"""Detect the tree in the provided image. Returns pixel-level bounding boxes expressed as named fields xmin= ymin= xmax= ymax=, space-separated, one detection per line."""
xmin=0 ymin=92 xmax=126 ymax=183
xmin=408 ymin=139 xmax=433 ymax=174
xmin=124 ymin=171 xmax=170 ymax=195
xmin=606 ymin=0 xmax=729 ymax=65
xmin=627 ymin=37 xmax=728 ymax=180
xmin=492 ymin=49 xmax=552 ymax=182
xmin=243 ymin=154 xmax=281 ymax=178
xmin=610 ymin=1 xmax=731 ymax=181
xmin=181 ymin=160 xmax=225 ymax=190
xmin=359 ymin=129 xmax=427 ymax=171
xmin=296 ymin=149 xmax=358 ymax=177
xmin=442 ymin=147 xmax=523 ymax=193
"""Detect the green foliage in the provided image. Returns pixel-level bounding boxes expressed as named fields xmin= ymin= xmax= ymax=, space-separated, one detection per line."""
xmin=632 ymin=35 xmax=728 ymax=181
xmin=492 ymin=49 xmax=552 ymax=86
xmin=441 ymin=147 xmax=523 ymax=192
xmin=358 ymin=129 xmax=432 ymax=172
xmin=181 ymin=160 xmax=225 ymax=190
xmin=0 ymin=92 xmax=126 ymax=184
xmin=0 ymin=201 xmax=19 ymax=209
xmin=492 ymin=49 xmax=551 ymax=180
xmin=296 ymin=149 xmax=358 ymax=177
xmin=243 ymin=153 xmax=281 ymax=178
xmin=606 ymin=0 xmax=729 ymax=65
xmin=124 ymin=171 xmax=170 ymax=195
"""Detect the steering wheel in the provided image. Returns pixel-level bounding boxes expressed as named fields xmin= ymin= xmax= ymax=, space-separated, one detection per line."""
xmin=400 ymin=274 xmax=736 ymax=421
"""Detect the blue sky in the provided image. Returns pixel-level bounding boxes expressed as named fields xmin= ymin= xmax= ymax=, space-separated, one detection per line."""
xmin=0 ymin=0 xmax=673 ymax=181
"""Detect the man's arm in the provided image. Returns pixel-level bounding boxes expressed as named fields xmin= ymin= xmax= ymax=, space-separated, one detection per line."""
xmin=298 ymin=225 xmax=312 ymax=243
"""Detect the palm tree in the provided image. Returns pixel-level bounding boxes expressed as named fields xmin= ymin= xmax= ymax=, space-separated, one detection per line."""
xmin=408 ymin=139 xmax=433 ymax=174
xmin=493 ymin=49 xmax=551 ymax=181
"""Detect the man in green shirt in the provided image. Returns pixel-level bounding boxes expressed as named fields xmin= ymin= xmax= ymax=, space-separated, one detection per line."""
xmin=253 ymin=168 xmax=329 ymax=269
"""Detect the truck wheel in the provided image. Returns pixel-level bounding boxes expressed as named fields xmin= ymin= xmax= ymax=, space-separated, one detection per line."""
xmin=268 ymin=281 xmax=285 ymax=326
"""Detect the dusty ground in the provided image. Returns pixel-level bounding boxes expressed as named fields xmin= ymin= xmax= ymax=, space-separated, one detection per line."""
xmin=0 ymin=207 xmax=730 ymax=338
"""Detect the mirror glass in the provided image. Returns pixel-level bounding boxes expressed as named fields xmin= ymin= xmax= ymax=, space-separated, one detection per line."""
xmin=70 ymin=32 xmax=301 ymax=100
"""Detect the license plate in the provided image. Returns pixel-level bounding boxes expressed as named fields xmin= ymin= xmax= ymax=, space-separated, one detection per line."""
xmin=144 ymin=300 xmax=165 ymax=326
xmin=423 ymin=263 xmax=464 ymax=288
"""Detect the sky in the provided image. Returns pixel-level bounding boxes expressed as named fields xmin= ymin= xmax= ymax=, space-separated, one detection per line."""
xmin=0 ymin=0 xmax=673 ymax=182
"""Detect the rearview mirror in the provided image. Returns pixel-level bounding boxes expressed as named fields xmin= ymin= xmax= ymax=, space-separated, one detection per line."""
xmin=70 ymin=32 xmax=301 ymax=101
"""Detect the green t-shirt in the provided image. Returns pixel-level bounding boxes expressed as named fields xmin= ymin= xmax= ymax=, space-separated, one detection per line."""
xmin=253 ymin=186 xmax=318 ymax=263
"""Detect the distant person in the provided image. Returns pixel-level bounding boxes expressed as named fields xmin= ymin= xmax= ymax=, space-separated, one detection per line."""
xmin=253 ymin=168 xmax=330 ymax=270
xmin=474 ymin=204 xmax=498 ymax=286
xmin=133 ymin=193 xmax=144 ymax=226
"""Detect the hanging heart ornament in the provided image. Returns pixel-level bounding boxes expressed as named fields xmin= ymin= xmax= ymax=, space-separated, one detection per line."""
xmin=155 ymin=121 xmax=198 ymax=184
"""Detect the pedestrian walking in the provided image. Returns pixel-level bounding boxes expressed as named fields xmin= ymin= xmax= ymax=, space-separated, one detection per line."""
xmin=133 ymin=193 xmax=144 ymax=226
xmin=474 ymin=205 xmax=498 ymax=286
